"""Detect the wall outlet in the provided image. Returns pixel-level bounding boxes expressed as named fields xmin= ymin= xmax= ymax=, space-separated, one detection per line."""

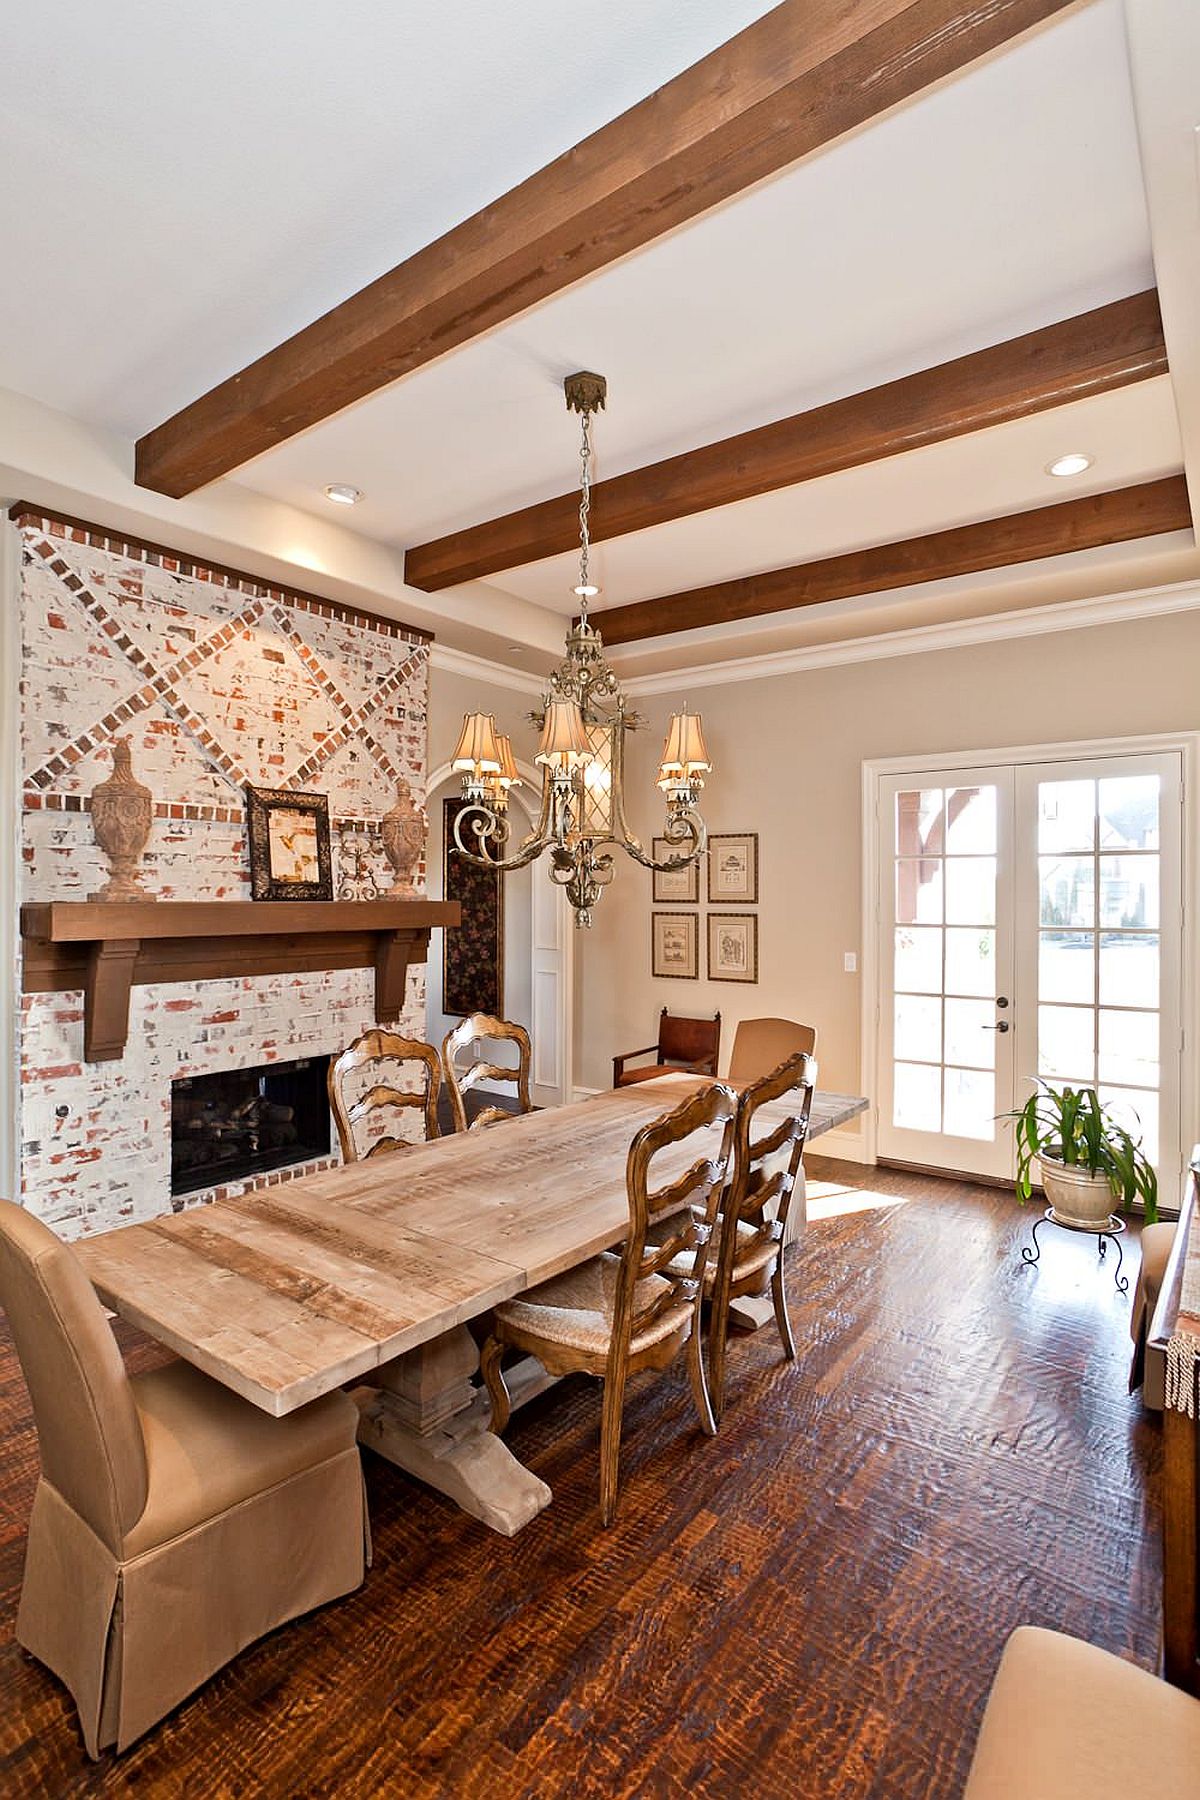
xmin=843 ymin=951 xmax=858 ymax=973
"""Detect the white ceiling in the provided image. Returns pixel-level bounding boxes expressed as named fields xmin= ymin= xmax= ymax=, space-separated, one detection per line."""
xmin=2 ymin=0 xmax=1197 ymax=673
xmin=0 ymin=0 xmax=774 ymax=432
xmin=233 ymin=0 xmax=1158 ymax=552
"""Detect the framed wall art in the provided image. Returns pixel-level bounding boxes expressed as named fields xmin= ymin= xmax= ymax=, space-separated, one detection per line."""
xmin=707 ymin=832 xmax=758 ymax=904
xmin=707 ymin=912 xmax=758 ymax=983
xmin=652 ymin=837 xmax=700 ymax=904
xmin=443 ymin=796 xmax=504 ymax=1016
xmin=246 ymin=786 xmax=333 ymax=901
xmin=651 ymin=912 xmax=699 ymax=980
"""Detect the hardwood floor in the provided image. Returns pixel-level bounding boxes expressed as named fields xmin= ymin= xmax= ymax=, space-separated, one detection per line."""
xmin=0 ymin=1159 xmax=1163 ymax=1798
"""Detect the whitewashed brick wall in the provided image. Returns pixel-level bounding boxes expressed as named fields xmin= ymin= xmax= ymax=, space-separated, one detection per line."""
xmin=14 ymin=513 xmax=430 ymax=1236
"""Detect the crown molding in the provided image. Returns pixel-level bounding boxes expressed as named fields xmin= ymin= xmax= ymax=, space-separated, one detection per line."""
xmin=616 ymin=580 xmax=1200 ymax=695
xmin=429 ymin=642 xmax=545 ymax=696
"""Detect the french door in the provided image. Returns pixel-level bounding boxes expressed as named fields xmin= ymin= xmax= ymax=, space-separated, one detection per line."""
xmin=876 ymin=750 xmax=1182 ymax=1183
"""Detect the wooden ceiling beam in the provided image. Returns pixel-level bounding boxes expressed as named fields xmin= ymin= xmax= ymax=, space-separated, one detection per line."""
xmin=405 ymin=291 xmax=1167 ymax=590
xmin=135 ymin=0 xmax=1076 ymax=497
xmin=590 ymin=476 xmax=1192 ymax=645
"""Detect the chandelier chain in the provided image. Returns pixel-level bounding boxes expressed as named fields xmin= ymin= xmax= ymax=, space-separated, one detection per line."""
xmin=578 ymin=407 xmax=593 ymax=623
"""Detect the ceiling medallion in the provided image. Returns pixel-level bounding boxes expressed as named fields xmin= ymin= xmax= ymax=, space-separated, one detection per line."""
xmin=450 ymin=373 xmax=712 ymax=927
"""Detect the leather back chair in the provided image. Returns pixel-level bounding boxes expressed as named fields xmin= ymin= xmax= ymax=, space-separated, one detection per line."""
xmin=0 ymin=1199 xmax=368 ymax=1757
xmin=612 ymin=1008 xmax=721 ymax=1087
xmin=442 ymin=1013 xmax=532 ymax=1132
xmin=328 ymin=1029 xmax=441 ymax=1162
xmin=727 ymin=1017 xmax=817 ymax=1085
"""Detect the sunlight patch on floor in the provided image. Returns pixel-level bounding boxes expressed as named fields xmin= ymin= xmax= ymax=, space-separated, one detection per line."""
xmin=806 ymin=1179 xmax=910 ymax=1221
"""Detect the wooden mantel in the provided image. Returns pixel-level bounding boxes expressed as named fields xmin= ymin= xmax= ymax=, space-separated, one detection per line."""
xmin=20 ymin=899 xmax=461 ymax=1062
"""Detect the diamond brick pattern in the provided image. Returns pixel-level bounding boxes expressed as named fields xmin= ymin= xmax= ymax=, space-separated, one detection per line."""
xmin=14 ymin=516 xmax=430 ymax=1236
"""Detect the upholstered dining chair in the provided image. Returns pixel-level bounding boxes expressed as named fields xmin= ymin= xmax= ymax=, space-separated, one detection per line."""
xmin=705 ymin=1050 xmax=816 ymax=1421
xmin=0 ymin=1199 xmax=369 ymax=1758
xmin=328 ymin=1029 xmax=441 ymax=1162
xmin=480 ymin=1080 xmax=737 ymax=1525
xmin=612 ymin=1008 xmax=721 ymax=1087
xmin=442 ymin=1013 xmax=532 ymax=1132
xmin=726 ymin=1017 xmax=817 ymax=1084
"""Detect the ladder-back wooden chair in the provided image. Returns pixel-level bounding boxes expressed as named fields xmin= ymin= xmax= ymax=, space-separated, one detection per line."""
xmin=480 ymin=1080 xmax=737 ymax=1525
xmin=612 ymin=1008 xmax=721 ymax=1087
xmin=327 ymin=1030 xmax=441 ymax=1162
xmin=707 ymin=1050 xmax=816 ymax=1421
xmin=442 ymin=1014 xmax=532 ymax=1133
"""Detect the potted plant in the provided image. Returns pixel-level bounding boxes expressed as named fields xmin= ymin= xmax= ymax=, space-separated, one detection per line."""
xmin=1005 ymin=1080 xmax=1158 ymax=1227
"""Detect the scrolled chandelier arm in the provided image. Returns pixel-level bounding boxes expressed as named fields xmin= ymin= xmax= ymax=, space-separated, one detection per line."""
xmin=449 ymin=371 xmax=716 ymax=926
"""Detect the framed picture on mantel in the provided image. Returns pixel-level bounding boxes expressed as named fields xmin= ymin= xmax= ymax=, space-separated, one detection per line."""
xmin=246 ymin=787 xmax=333 ymax=901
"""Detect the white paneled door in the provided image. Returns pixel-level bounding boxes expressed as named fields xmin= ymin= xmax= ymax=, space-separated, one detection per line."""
xmin=876 ymin=751 xmax=1182 ymax=1183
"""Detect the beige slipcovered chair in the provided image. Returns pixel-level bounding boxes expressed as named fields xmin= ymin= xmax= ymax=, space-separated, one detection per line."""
xmin=1129 ymin=1219 xmax=1178 ymax=1408
xmin=726 ymin=1017 xmax=817 ymax=1085
xmin=0 ymin=1199 xmax=369 ymax=1758
xmin=442 ymin=1013 xmax=532 ymax=1132
xmin=964 ymin=1626 xmax=1200 ymax=1798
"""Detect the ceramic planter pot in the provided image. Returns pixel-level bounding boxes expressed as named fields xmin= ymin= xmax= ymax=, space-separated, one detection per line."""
xmin=1040 ymin=1156 xmax=1117 ymax=1229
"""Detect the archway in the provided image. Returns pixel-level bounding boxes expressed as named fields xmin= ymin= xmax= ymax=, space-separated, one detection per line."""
xmin=425 ymin=761 xmax=575 ymax=1107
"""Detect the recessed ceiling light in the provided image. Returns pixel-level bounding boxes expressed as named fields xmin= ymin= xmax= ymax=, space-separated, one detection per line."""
xmin=1045 ymin=452 xmax=1093 ymax=478
xmin=323 ymin=483 xmax=364 ymax=505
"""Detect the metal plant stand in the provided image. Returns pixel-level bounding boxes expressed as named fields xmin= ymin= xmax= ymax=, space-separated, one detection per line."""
xmin=1020 ymin=1207 xmax=1128 ymax=1292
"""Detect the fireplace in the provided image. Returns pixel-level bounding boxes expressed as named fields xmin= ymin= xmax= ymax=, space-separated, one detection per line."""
xmin=171 ymin=1056 xmax=332 ymax=1198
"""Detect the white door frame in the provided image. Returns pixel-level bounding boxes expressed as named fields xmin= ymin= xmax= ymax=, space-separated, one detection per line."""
xmin=861 ymin=731 xmax=1200 ymax=1176
xmin=426 ymin=760 xmax=575 ymax=1107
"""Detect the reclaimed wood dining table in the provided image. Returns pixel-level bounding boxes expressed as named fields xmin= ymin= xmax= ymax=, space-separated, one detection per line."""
xmin=75 ymin=1076 xmax=868 ymax=1535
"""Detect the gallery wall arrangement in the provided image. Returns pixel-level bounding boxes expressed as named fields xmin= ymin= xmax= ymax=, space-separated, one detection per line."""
xmin=650 ymin=831 xmax=760 ymax=983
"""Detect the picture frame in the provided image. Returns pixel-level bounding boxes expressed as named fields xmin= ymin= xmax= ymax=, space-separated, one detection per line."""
xmin=707 ymin=912 xmax=758 ymax=983
xmin=708 ymin=832 xmax=759 ymax=904
xmin=651 ymin=912 xmax=699 ymax=980
xmin=246 ymin=786 xmax=333 ymax=901
xmin=652 ymin=837 xmax=700 ymax=904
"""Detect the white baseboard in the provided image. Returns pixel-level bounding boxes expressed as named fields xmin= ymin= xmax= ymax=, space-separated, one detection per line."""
xmin=809 ymin=1125 xmax=873 ymax=1166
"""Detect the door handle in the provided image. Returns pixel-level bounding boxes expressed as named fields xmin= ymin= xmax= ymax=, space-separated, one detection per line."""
xmin=982 ymin=1021 xmax=1010 ymax=1033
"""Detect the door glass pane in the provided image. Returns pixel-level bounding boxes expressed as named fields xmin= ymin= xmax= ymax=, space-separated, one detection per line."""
xmin=1099 ymin=775 xmax=1160 ymax=851
xmin=1098 ymin=1009 xmax=1159 ymax=1088
xmin=1038 ymin=779 xmax=1095 ymax=854
xmin=1100 ymin=1087 xmax=1159 ymax=1164
xmin=1039 ymin=930 xmax=1094 ymax=1004
xmin=945 ymin=928 xmax=996 ymax=997
xmin=1040 ymin=857 xmax=1095 ymax=928
xmin=896 ymin=789 xmax=946 ymax=858
xmin=1098 ymin=856 xmax=1158 ymax=929
xmin=945 ymin=787 xmax=996 ymax=854
xmin=945 ymin=857 xmax=996 ymax=925
xmin=895 ymin=926 xmax=942 ymax=993
xmin=896 ymin=860 xmax=943 ymax=924
xmin=943 ymin=1067 xmax=995 ymax=1140
xmin=1099 ymin=932 xmax=1159 ymax=1008
xmin=895 ymin=995 xmax=941 ymax=1063
xmin=1038 ymin=1004 xmax=1095 ymax=1082
xmin=894 ymin=1062 xmax=941 ymax=1131
xmin=945 ymin=998 xmax=995 ymax=1070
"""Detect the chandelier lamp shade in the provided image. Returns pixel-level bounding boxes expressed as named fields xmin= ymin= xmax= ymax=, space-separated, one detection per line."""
xmin=451 ymin=372 xmax=713 ymax=926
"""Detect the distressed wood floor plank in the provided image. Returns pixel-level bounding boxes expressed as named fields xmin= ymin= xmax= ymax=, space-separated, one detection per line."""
xmin=0 ymin=1159 xmax=1164 ymax=1797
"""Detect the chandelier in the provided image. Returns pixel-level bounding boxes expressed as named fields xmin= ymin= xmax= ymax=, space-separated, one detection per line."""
xmin=450 ymin=371 xmax=713 ymax=927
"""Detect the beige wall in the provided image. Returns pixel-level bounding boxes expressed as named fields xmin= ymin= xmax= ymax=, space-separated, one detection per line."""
xmin=569 ymin=608 xmax=1200 ymax=1147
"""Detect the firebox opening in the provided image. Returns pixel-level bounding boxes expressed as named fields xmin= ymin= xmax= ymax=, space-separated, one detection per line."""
xmin=171 ymin=1056 xmax=332 ymax=1198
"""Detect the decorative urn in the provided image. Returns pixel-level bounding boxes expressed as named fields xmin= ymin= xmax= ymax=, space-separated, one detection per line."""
xmin=88 ymin=736 xmax=154 ymax=901
xmin=380 ymin=778 xmax=426 ymax=898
